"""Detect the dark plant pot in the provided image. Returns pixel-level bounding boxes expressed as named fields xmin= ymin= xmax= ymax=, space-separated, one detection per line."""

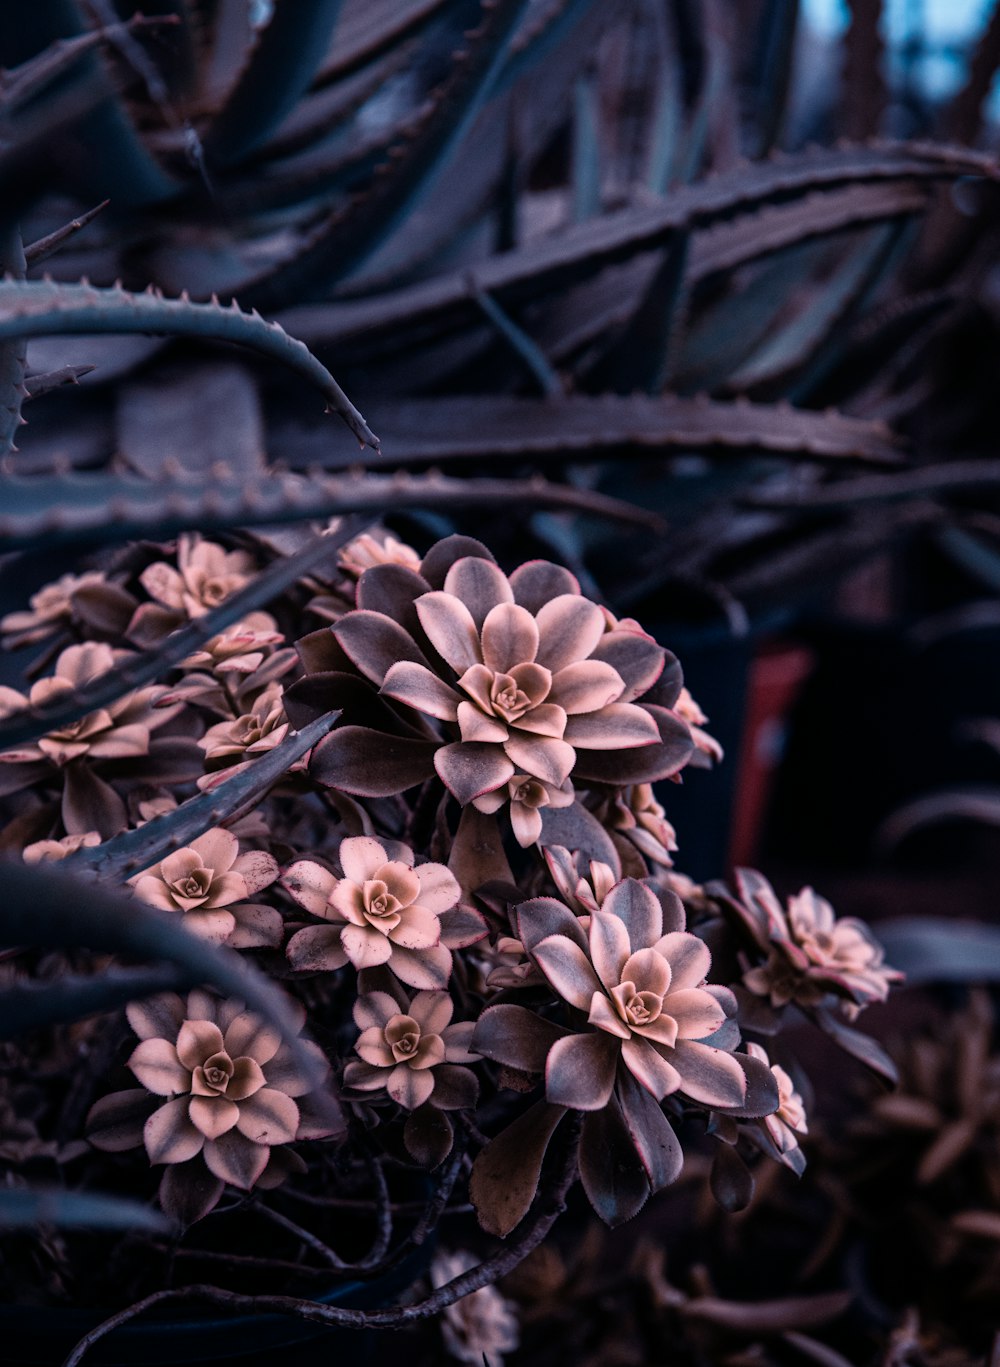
xmin=648 ymin=613 xmax=797 ymax=882
xmin=0 ymin=1242 xmax=432 ymax=1367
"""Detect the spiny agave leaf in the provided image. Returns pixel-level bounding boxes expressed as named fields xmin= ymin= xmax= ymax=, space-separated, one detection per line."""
xmin=0 ymin=14 xmax=172 ymax=112
xmin=68 ymin=709 xmax=343 ymax=881
xmin=471 ymin=287 xmax=563 ymax=397
xmin=0 ymin=518 xmax=367 ymax=752
xmin=728 ymin=222 xmax=905 ymax=396
xmin=0 ymin=226 xmax=27 ymax=457
xmin=691 ymin=181 xmax=931 ymax=283
xmin=23 ymin=199 xmax=108 ymax=266
xmin=745 ymin=460 xmax=1000 ymax=510
xmin=571 ymin=69 xmax=601 ymax=223
xmin=317 ymin=0 xmax=451 ymax=85
xmin=841 ymin=0 xmax=886 ymax=141
xmin=238 ymin=0 xmax=534 ymax=309
xmin=284 ymin=394 xmax=901 ymax=469
xmin=593 ymin=233 xmax=689 ymax=395
xmin=0 ymin=965 xmax=187 ymax=1037
xmin=532 ymin=181 xmax=929 ymax=386
xmin=22 ymin=362 xmax=95 ymax=398
xmin=0 ymin=861 xmax=336 ymax=1101
xmin=0 ymin=467 xmax=661 ymax=553
xmin=0 ymin=280 xmax=378 ymax=450
xmin=876 ymin=787 xmax=1000 ymax=855
xmin=0 ymin=1186 xmax=172 ymax=1232
xmin=204 ymin=0 xmax=345 ymax=168
xmin=746 ymin=0 xmax=799 ymax=158
xmin=0 ymin=7 xmax=177 ymax=207
xmin=874 ymin=917 xmax=1000 ymax=984
xmin=280 ymin=142 xmax=989 ymax=349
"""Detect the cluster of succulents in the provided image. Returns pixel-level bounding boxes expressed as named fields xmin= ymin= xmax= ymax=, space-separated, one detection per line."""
xmin=0 ymin=529 xmax=899 ymax=1259
xmin=3 ymin=2 xmax=998 ymax=1362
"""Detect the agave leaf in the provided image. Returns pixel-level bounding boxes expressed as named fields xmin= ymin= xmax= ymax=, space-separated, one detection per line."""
xmin=204 ymin=0 xmax=345 ymax=167
xmin=67 ymin=709 xmax=342 ymax=881
xmin=284 ymin=394 xmax=901 ymax=469
xmin=279 ymin=142 xmax=986 ymax=351
xmin=317 ymin=0 xmax=452 ymax=85
xmin=0 ymin=861 xmax=338 ymax=1103
xmin=0 ymin=518 xmax=366 ymax=752
xmin=238 ymin=0 xmax=534 ymax=308
xmin=727 ymin=222 xmax=905 ymax=396
xmin=0 ymin=466 xmax=660 ymax=553
xmin=874 ymin=917 xmax=1000 ymax=985
xmin=0 ymin=279 xmax=378 ymax=450
xmin=591 ymin=232 xmax=689 ymax=395
xmin=876 ymin=786 xmax=1000 ymax=855
xmin=746 ymin=0 xmax=799 ymax=158
xmin=0 ymin=14 xmax=169 ymax=113
xmin=692 ymin=182 xmax=929 ymax=285
xmin=22 ymin=363 xmax=94 ymax=398
xmin=0 ymin=965 xmax=186 ymax=1037
xmin=22 ymin=199 xmax=108 ymax=266
xmin=470 ymin=287 xmax=563 ymax=397
xmin=571 ymin=69 xmax=601 ymax=223
xmin=0 ymin=1187 xmax=171 ymax=1232
xmin=841 ymin=0 xmax=886 ymax=141
xmin=0 ymin=226 xmax=27 ymax=457
xmin=535 ymin=181 xmax=930 ymax=386
xmin=0 ymin=6 xmax=176 ymax=206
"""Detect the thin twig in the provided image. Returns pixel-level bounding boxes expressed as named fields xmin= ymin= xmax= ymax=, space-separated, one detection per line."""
xmin=63 ymin=1121 xmax=580 ymax=1365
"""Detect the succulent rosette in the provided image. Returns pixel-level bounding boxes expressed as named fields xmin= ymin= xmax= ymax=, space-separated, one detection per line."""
xmin=285 ymin=537 xmax=694 ymax=851
xmin=727 ymin=869 xmax=902 ymax=1014
xmin=469 ymin=878 xmax=781 ymax=1229
xmin=343 ymin=989 xmax=479 ymax=1111
xmin=0 ymin=642 xmax=184 ymax=836
xmin=86 ymin=990 xmax=335 ymax=1221
xmin=477 ymin=878 xmax=747 ymax=1112
xmin=130 ymin=828 xmax=283 ymax=947
xmin=284 ymin=835 xmax=483 ymax=989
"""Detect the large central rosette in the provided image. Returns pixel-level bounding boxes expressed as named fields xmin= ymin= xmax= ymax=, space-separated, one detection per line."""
xmin=288 ymin=537 xmax=694 ymax=848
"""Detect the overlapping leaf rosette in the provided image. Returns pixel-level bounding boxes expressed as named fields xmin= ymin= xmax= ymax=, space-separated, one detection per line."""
xmin=85 ymin=990 xmax=339 ymax=1223
xmin=708 ymin=868 xmax=903 ymax=1082
xmin=467 ymin=876 xmax=782 ymax=1231
xmin=283 ymin=536 xmax=696 ymax=867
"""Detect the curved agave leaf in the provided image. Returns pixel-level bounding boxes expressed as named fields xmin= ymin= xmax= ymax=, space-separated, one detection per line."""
xmin=875 ymin=917 xmax=1000 ymax=984
xmin=204 ymin=0 xmax=345 ymax=168
xmin=0 ymin=279 xmax=378 ymax=450
xmin=0 ymin=965 xmax=186 ymax=1037
xmin=278 ymin=143 xmax=991 ymax=353
xmin=0 ymin=467 xmax=660 ymax=554
xmin=68 ymin=709 xmax=342 ymax=881
xmin=0 ymin=860 xmax=337 ymax=1104
xmin=0 ymin=5 xmax=177 ymax=206
xmin=237 ymin=0 xmax=535 ymax=308
xmin=0 ymin=1187 xmax=171 ymax=1232
xmin=0 ymin=226 xmax=27 ymax=456
xmin=0 ymin=518 xmax=367 ymax=752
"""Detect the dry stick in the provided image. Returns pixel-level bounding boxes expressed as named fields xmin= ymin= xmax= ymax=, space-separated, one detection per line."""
xmin=64 ymin=1124 xmax=579 ymax=1366
xmin=250 ymin=1200 xmax=345 ymax=1271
